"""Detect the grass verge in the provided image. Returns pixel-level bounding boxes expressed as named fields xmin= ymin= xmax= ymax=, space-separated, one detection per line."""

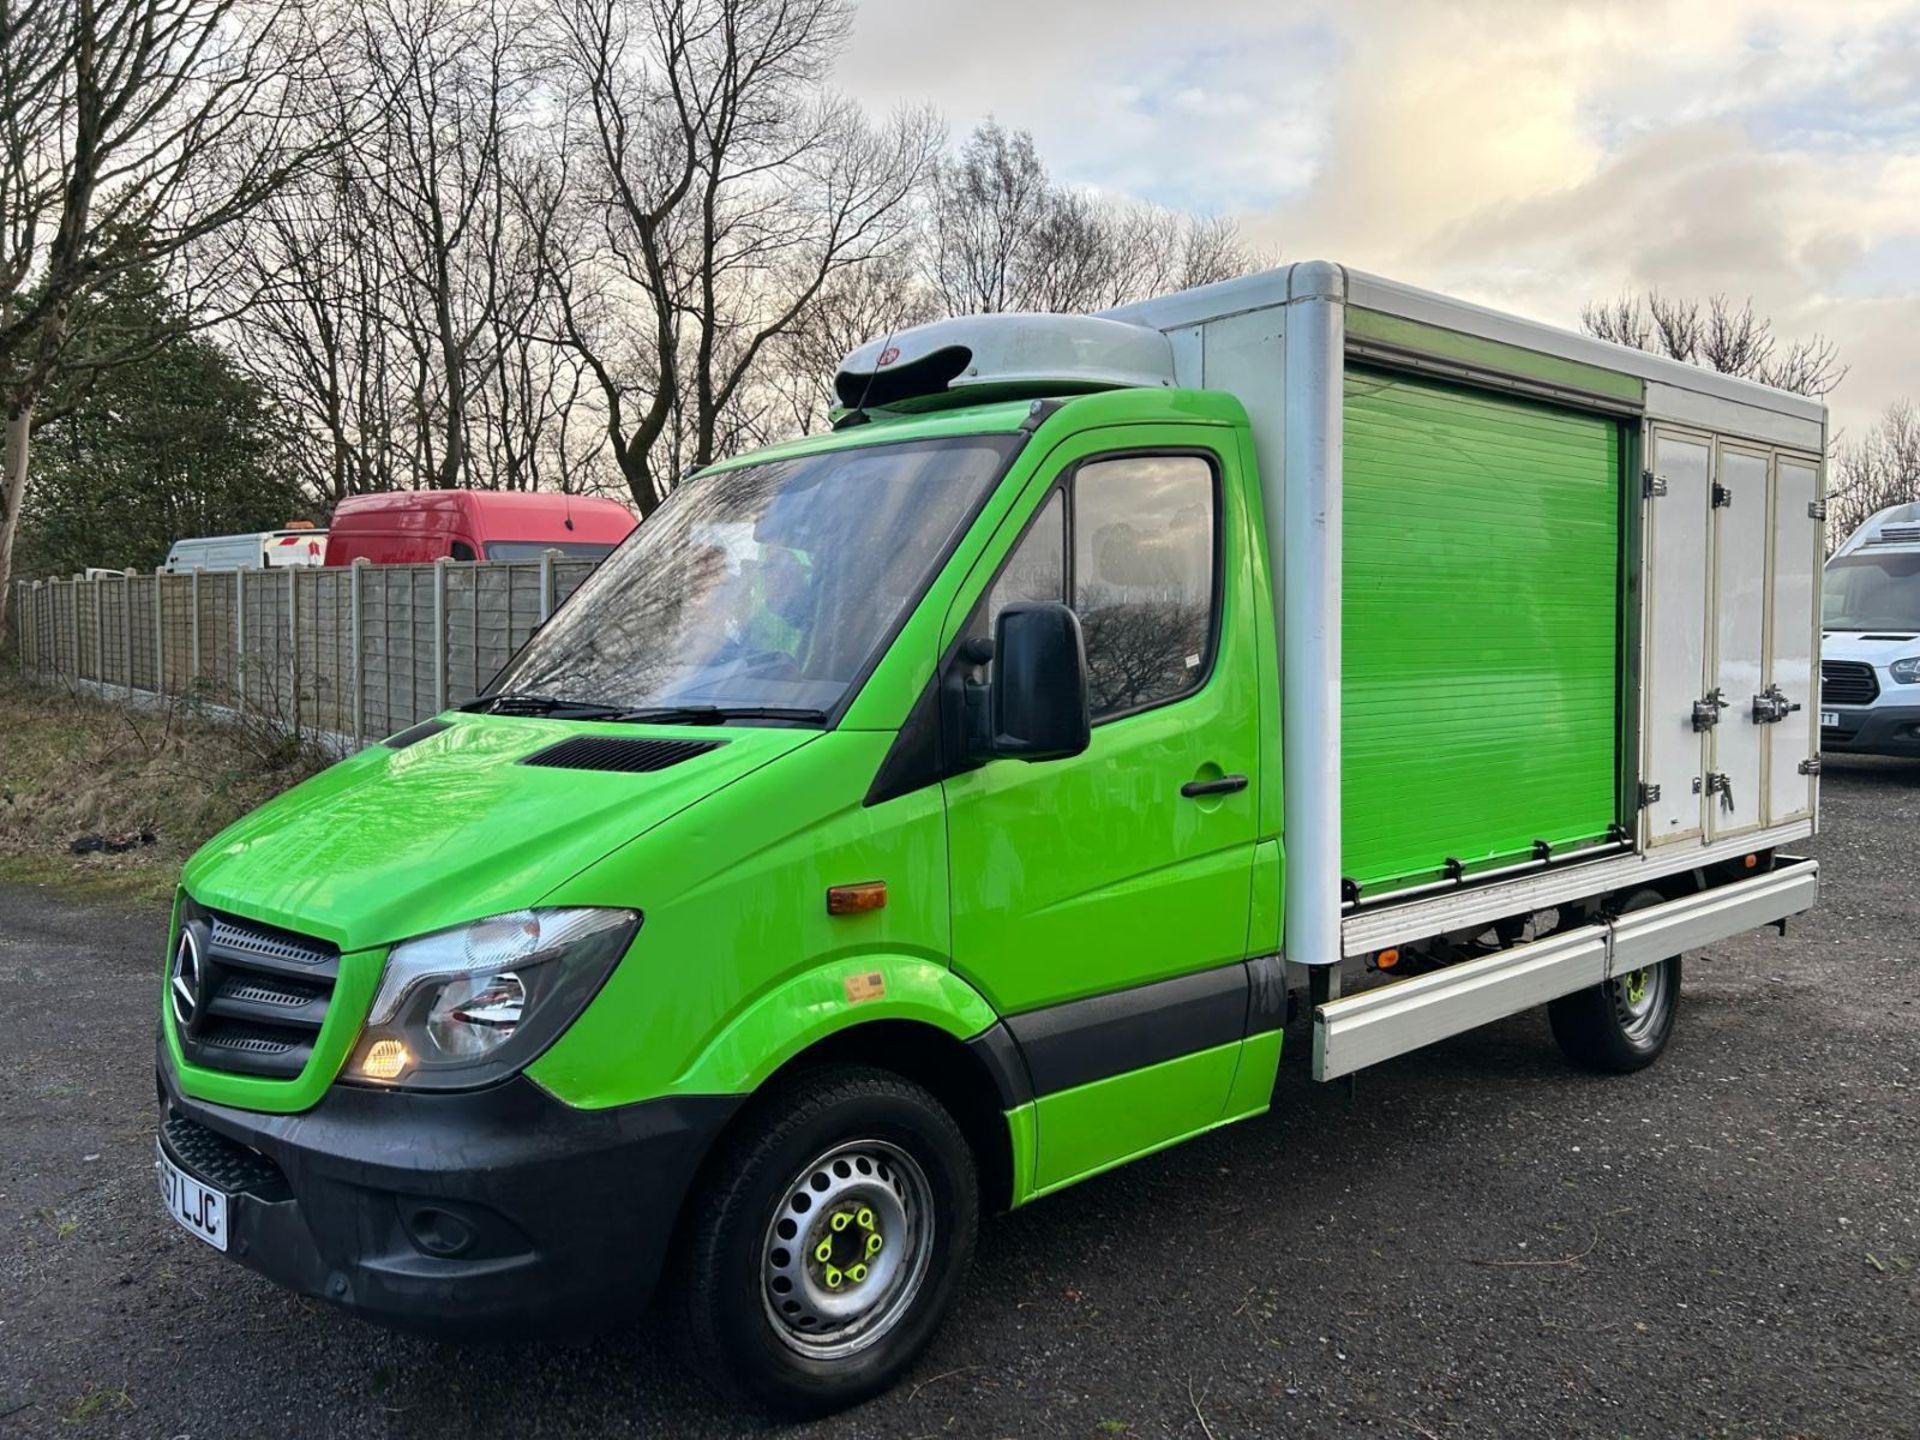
xmin=0 ymin=667 xmax=330 ymax=906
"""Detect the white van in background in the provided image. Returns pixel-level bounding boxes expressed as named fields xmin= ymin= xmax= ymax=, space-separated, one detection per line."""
xmin=1820 ymin=503 xmax=1920 ymax=758
xmin=163 ymin=527 xmax=328 ymax=573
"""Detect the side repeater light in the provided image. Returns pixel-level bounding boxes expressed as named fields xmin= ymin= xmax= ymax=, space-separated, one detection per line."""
xmin=827 ymin=882 xmax=888 ymax=916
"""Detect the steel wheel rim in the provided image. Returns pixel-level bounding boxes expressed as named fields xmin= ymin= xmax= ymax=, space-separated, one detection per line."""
xmin=760 ymin=1139 xmax=935 ymax=1360
xmin=1612 ymin=960 xmax=1670 ymax=1045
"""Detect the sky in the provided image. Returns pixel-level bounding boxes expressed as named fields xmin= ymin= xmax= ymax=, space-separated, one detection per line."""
xmin=837 ymin=0 xmax=1920 ymax=445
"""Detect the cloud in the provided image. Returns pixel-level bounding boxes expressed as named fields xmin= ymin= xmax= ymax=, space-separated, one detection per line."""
xmin=839 ymin=0 xmax=1920 ymax=440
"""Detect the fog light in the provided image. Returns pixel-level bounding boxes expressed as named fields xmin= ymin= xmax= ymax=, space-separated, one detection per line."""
xmin=361 ymin=1038 xmax=410 ymax=1081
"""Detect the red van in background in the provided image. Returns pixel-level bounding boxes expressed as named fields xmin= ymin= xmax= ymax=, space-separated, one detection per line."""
xmin=323 ymin=490 xmax=636 ymax=566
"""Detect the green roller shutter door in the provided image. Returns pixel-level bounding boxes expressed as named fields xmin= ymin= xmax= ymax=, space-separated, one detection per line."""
xmin=1342 ymin=366 xmax=1624 ymax=897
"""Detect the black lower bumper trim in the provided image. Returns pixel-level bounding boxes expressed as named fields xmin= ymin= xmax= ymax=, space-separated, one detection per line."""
xmin=156 ymin=1055 xmax=739 ymax=1339
xmin=1821 ymin=703 xmax=1920 ymax=758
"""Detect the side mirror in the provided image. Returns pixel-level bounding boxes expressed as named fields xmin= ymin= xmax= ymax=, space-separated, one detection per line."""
xmin=990 ymin=602 xmax=1091 ymax=761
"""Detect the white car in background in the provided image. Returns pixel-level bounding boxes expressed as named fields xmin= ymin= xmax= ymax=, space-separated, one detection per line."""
xmin=1822 ymin=503 xmax=1920 ymax=758
xmin=162 ymin=527 xmax=328 ymax=572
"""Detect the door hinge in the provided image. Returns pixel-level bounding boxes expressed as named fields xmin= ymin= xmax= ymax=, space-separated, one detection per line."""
xmin=1691 ymin=688 xmax=1728 ymax=730
xmin=1643 ymin=469 xmax=1667 ymax=498
xmin=1808 ymin=499 xmax=1827 ymax=521
xmin=1712 ymin=482 xmax=1733 ymax=508
xmin=1637 ymin=781 xmax=1661 ymax=808
xmin=1799 ymin=755 xmax=1822 ymax=776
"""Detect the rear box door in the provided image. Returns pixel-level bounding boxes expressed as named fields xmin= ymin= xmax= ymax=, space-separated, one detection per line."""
xmin=1766 ymin=455 xmax=1821 ymax=825
xmin=1709 ymin=444 xmax=1771 ymax=839
xmin=1642 ymin=428 xmax=1711 ymax=847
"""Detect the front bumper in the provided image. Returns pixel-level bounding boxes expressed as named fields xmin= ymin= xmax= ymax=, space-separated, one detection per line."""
xmin=1821 ymin=702 xmax=1920 ymax=758
xmin=156 ymin=1051 xmax=739 ymax=1339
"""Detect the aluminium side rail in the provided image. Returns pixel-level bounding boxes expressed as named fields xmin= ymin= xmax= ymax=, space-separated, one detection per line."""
xmin=1314 ymin=858 xmax=1819 ymax=1080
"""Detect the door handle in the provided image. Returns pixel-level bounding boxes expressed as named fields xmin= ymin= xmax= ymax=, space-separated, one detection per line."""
xmin=1181 ymin=773 xmax=1249 ymax=799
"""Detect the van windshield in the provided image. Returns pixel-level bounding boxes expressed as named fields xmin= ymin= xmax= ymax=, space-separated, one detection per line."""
xmin=489 ymin=434 xmax=1019 ymax=718
xmin=1823 ymin=553 xmax=1920 ymax=631
xmin=485 ymin=540 xmax=619 ymax=561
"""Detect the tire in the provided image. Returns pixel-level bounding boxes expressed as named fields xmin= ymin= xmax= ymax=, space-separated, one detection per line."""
xmin=673 ymin=1065 xmax=979 ymax=1417
xmin=1548 ymin=888 xmax=1682 ymax=1073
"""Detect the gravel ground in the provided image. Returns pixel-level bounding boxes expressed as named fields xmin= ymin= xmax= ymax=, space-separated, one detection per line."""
xmin=3 ymin=759 xmax=1917 ymax=1439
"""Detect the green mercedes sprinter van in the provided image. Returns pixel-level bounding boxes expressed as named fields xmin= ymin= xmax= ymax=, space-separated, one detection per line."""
xmin=154 ymin=266 xmax=1824 ymax=1413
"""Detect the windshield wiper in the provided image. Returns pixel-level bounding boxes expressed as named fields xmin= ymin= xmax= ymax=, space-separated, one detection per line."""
xmin=607 ymin=704 xmax=829 ymax=727
xmin=462 ymin=691 xmax=626 ymax=719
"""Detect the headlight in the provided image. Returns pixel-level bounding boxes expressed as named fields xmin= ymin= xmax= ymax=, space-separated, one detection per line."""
xmin=1890 ymin=657 xmax=1920 ymax=684
xmin=346 ymin=907 xmax=638 ymax=1090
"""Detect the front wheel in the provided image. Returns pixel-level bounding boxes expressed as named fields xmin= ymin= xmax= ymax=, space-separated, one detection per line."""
xmin=673 ymin=1065 xmax=979 ymax=1416
xmin=1549 ymin=889 xmax=1682 ymax=1073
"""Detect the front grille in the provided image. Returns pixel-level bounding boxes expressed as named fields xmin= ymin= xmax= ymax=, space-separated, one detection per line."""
xmin=1821 ymin=660 xmax=1879 ymax=707
xmin=161 ymin=1112 xmax=288 ymax=1198
xmin=176 ymin=903 xmax=339 ymax=1081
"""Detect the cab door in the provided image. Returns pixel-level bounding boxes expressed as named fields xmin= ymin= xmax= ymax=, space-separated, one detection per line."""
xmin=941 ymin=425 xmax=1262 ymax=1193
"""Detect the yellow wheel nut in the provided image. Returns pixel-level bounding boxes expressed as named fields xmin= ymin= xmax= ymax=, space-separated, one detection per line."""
xmin=855 ymin=1207 xmax=875 ymax=1230
xmin=831 ymin=1212 xmax=851 ymax=1232
xmin=814 ymin=1238 xmax=833 ymax=1263
xmin=866 ymin=1232 xmax=883 ymax=1256
xmin=847 ymin=1263 xmax=868 ymax=1284
xmin=824 ymin=1265 xmax=843 ymax=1289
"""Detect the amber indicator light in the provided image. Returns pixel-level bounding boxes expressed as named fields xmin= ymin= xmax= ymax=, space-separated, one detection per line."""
xmin=1376 ymin=947 xmax=1401 ymax=970
xmin=827 ymin=881 xmax=888 ymax=916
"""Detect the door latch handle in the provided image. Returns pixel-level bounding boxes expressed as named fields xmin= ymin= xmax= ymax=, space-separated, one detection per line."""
xmin=1181 ymin=774 xmax=1249 ymax=799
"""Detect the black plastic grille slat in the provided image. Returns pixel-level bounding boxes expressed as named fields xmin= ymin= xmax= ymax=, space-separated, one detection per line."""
xmin=193 ymin=1021 xmax=314 ymax=1078
xmin=519 ymin=735 xmax=726 ymax=774
xmin=162 ymin=1113 xmax=288 ymax=1197
xmin=1821 ymin=660 xmax=1879 ymax=707
xmin=385 ymin=718 xmax=453 ymax=749
xmin=205 ymin=973 xmax=330 ymax=1030
xmin=209 ymin=915 xmax=335 ymax=968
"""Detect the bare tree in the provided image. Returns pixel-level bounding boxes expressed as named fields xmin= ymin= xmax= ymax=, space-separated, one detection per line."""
xmin=757 ymin=249 xmax=937 ymax=438
xmin=1581 ymin=292 xmax=1846 ymax=398
xmin=541 ymin=0 xmax=935 ymax=518
xmin=1829 ymin=400 xmax=1920 ymax=549
xmin=0 ymin=0 xmax=328 ymax=623
xmin=927 ymin=119 xmax=1264 ymax=318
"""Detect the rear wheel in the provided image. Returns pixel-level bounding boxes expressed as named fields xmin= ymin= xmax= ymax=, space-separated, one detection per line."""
xmin=1549 ymin=888 xmax=1682 ymax=1073
xmin=674 ymin=1065 xmax=978 ymax=1416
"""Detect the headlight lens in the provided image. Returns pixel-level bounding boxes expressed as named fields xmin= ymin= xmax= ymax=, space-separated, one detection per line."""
xmin=1890 ymin=656 xmax=1920 ymax=684
xmin=347 ymin=907 xmax=638 ymax=1089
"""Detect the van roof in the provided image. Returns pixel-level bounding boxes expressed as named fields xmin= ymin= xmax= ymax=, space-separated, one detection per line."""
xmin=331 ymin=490 xmax=632 ymax=518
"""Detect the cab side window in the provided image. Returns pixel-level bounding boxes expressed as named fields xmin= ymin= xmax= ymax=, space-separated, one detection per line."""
xmin=969 ymin=452 xmax=1218 ymax=723
xmin=1074 ymin=455 xmax=1215 ymax=718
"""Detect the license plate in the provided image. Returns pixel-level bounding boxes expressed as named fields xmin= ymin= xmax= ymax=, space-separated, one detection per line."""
xmin=1820 ymin=710 xmax=1839 ymax=728
xmin=156 ymin=1142 xmax=228 ymax=1252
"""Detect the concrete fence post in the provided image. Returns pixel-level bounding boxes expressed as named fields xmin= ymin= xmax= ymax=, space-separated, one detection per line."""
xmin=153 ymin=568 xmax=167 ymax=697
xmin=68 ymin=577 xmax=81 ymax=679
xmin=350 ymin=558 xmax=367 ymax=749
xmin=288 ymin=565 xmax=301 ymax=735
xmin=190 ymin=568 xmax=203 ymax=693
xmin=121 ymin=569 xmax=135 ymax=699
xmin=234 ymin=569 xmax=248 ymax=715
xmin=538 ymin=548 xmax=557 ymax=623
xmin=432 ymin=557 xmax=449 ymax=716
xmin=90 ymin=574 xmax=103 ymax=685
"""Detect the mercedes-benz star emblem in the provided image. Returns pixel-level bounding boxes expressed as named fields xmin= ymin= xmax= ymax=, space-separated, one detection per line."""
xmin=170 ymin=927 xmax=203 ymax=1028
